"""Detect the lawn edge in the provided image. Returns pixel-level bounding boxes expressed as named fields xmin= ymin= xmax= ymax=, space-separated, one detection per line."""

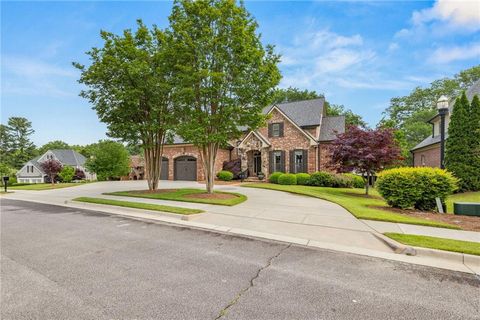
xmin=243 ymin=183 xmax=460 ymax=230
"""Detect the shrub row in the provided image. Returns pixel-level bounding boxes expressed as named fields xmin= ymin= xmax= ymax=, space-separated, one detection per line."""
xmin=376 ymin=167 xmax=458 ymax=211
xmin=217 ymin=170 xmax=234 ymax=181
xmin=268 ymin=171 xmax=364 ymax=188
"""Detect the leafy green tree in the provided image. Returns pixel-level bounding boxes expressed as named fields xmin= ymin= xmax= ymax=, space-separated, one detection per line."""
xmin=125 ymin=143 xmax=143 ymax=156
xmin=168 ymin=0 xmax=281 ymax=193
xmin=445 ymin=93 xmax=480 ymax=191
xmin=0 ymin=124 xmax=13 ymax=166
xmin=85 ymin=140 xmax=130 ymax=181
xmin=75 ymin=20 xmax=176 ymax=190
xmin=5 ymin=117 xmax=37 ymax=168
xmin=326 ymin=103 xmax=367 ymax=128
xmin=0 ymin=163 xmax=16 ymax=186
xmin=37 ymin=140 xmax=70 ymax=155
xmin=272 ymin=87 xmax=321 ymax=104
xmin=58 ymin=166 xmax=75 ymax=183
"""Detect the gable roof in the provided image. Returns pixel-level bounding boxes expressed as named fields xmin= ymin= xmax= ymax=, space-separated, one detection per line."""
xmin=238 ymin=130 xmax=271 ymax=149
xmin=319 ymin=116 xmax=345 ymax=141
xmin=49 ymin=149 xmax=86 ymax=166
xmin=264 ymin=98 xmax=325 ymax=127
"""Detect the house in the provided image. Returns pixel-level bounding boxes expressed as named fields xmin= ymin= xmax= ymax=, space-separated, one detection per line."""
xmin=160 ymin=98 xmax=345 ymax=181
xmin=122 ymin=155 xmax=147 ymax=181
xmin=16 ymin=149 xmax=96 ymax=183
xmin=411 ymin=79 xmax=480 ymax=167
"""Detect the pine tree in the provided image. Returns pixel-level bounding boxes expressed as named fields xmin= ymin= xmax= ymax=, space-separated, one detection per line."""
xmin=445 ymin=92 xmax=478 ymax=191
xmin=468 ymin=95 xmax=480 ymax=190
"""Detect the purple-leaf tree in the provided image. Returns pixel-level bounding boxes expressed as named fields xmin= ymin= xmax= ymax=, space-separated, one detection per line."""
xmin=331 ymin=126 xmax=403 ymax=195
xmin=40 ymin=159 xmax=63 ymax=185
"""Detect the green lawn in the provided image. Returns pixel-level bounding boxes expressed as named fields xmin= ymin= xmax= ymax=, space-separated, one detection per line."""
xmin=446 ymin=192 xmax=480 ymax=213
xmin=385 ymin=233 xmax=480 ymax=256
xmin=73 ymin=197 xmax=203 ymax=215
xmin=244 ymin=183 xmax=459 ymax=229
xmin=105 ymin=188 xmax=247 ymax=206
xmin=8 ymin=183 xmax=84 ymax=191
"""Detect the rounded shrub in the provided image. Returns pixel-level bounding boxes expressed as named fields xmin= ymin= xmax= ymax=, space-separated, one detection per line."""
xmin=216 ymin=170 xmax=234 ymax=181
xmin=278 ymin=173 xmax=297 ymax=185
xmin=295 ymin=173 xmax=311 ymax=185
xmin=308 ymin=171 xmax=334 ymax=187
xmin=376 ymin=167 xmax=458 ymax=211
xmin=269 ymin=172 xmax=283 ymax=184
xmin=343 ymin=173 xmax=364 ymax=188
xmin=331 ymin=174 xmax=353 ymax=188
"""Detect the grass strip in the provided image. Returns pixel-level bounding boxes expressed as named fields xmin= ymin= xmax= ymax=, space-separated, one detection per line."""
xmin=9 ymin=183 xmax=85 ymax=191
xmin=73 ymin=197 xmax=203 ymax=215
xmin=385 ymin=232 xmax=480 ymax=256
xmin=243 ymin=183 xmax=459 ymax=229
xmin=105 ymin=188 xmax=247 ymax=206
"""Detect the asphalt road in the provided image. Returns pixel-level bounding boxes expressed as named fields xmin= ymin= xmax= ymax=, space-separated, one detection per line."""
xmin=1 ymin=199 xmax=479 ymax=320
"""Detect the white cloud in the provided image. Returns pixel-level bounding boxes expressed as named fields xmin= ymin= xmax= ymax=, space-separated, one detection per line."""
xmin=3 ymin=56 xmax=75 ymax=78
xmin=430 ymin=42 xmax=480 ymax=63
xmin=413 ymin=0 xmax=480 ymax=30
xmin=388 ymin=42 xmax=399 ymax=52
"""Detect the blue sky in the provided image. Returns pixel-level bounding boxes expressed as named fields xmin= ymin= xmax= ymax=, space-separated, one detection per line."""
xmin=2 ymin=1 xmax=479 ymax=146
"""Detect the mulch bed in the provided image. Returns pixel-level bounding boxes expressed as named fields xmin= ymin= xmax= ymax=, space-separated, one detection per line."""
xmin=197 ymin=180 xmax=243 ymax=185
xmin=372 ymin=205 xmax=480 ymax=232
xmin=185 ymin=193 xmax=238 ymax=200
xmin=128 ymin=189 xmax=178 ymax=194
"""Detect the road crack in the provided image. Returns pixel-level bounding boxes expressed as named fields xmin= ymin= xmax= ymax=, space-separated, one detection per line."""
xmin=214 ymin=244 xmax=291 ymax=319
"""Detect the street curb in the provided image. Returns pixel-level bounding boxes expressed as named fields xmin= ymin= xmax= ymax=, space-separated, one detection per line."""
xmin=412 ymin=246 xmax=480 ymax=275
xmin=67 ymin=200 xmax=203 ymax=221
xmin=372 ymin=232 xmax=417 ymax=255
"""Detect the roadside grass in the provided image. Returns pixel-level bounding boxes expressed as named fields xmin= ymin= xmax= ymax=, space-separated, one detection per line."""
xmin=73 ymin=197 xmax=203 ymax=215
xmin=385 ymin=233 xmax=480 ymax=256
xmin=105 ymin=188 xmax=247 ymax=206
xmin=9 ymin=183 xmax=84 ymax=191
xmin=243 ymin=183 xmax=459 ymax=229
xmin=446 ymin=192 xmax=480 ymax=213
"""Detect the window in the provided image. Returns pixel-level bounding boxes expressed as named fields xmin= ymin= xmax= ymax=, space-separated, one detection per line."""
xmin=294 ymin=150 xmax=304 ymax=173
xmin=273 ymin=151 xmax=283 ymax=172
xmin=421 ymin=155 xmax=426 ymax=166
xmin=272 ymin=123 xmax=280 ymax=137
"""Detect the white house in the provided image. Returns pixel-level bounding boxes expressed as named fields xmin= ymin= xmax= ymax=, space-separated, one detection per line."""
xmin=16 ymin=149 xmax=96 ymax=183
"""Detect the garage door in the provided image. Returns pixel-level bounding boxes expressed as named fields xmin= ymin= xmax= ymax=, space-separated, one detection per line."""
xmin=174 ymin=156 xmax=197 ymax=181
xmin=161 ymin=157 xmax=169 ymax=180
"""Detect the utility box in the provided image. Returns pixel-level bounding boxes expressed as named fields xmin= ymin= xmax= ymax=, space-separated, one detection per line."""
xmin=454 ymin=202 xmax=480 ymax=217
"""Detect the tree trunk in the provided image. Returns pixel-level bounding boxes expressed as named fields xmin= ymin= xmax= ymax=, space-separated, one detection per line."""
xmin=365 ymin=171 xmax=370 ymax=195
xmin=143 ymin=133 xmax=164 ymax=191
xmin=200 ymin=142 xmax=218 ymax=194
xmin=51 ymin=174 xmax=55 ymax=186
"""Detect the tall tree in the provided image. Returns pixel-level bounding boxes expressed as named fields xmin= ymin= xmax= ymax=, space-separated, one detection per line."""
xmin=6 ymin=117 xmax=37 ymax=168
xmin=85 ymin=140 xmax=130 ymax=181
xmin=40 ymin=159 xmax=63 ymax=185
xmin=37 ymin=140 xmax=70 ymax=155
xmin=168 ymin=0 xmax=281 ymax=193
xmin=331 ymin=126 xmax=402 ymax=195
xmin=445 ymin=93 xmax=480 ymax=191
xmin=272 ymin=87 xmax=321 ymax=104
xmin=75 ymin=20 xmax=176 ymax=190
xmin=0 ymin=124 xmax=12 ymax=166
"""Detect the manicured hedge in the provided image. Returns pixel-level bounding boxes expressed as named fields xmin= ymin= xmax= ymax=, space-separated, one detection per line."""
xmin=295 ymin=173 xmax=310 ymax=185
xmin=216 ymin=170 xmax=234 ymax=181
xmin=376 ymin=167 xmax=458 ymax=210
xmin=343 ymin=173 xmax=364 ymax=188
xmin=269 ymin=172 xmax=283 ymax=184
xmin=308 ymin=171 xmax=334 ymax=187
xmin=278 ymin=173 xmax=297 ymax=185
xmin=331 ymin=174 xmax=353 ymax=188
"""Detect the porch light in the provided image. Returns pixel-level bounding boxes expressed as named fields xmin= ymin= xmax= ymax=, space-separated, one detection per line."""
xmin=437 ymin=95 xmax=449 ymax=110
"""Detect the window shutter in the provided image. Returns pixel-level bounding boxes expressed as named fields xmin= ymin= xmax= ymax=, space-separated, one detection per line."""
xmin=279 ymin=122 xmax=284 ymax=137
xmin=269 ymin=151 xmax=274 ymax=174
xmin=281 ymin=150 xmax=286 ymax=172
xmin=268 ymin=124 xmax=272 ymax=137
xmin=303 ymin=149 xmax=308 ymax=173
xmin=289 ymin=151 xmax=295 ymax=173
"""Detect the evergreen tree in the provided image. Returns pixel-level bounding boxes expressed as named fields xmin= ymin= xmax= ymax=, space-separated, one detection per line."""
xmin=468 ymin=95 xmax=480 ymax=190
xmin=445 ymin=92 xmax=478 ymax=191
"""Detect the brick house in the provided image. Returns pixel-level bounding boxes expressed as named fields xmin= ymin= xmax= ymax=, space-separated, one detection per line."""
xmin=411 ymin=79 xmax=480 ymax=167
xmin=159 ymin=98 xmax=345 ymax=181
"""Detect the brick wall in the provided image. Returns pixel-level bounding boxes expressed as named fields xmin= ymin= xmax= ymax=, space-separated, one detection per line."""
xmin=412 ymin=144 xmax=441 ymax=168
xmin=162 ymin=145 xmax=231 ymax=180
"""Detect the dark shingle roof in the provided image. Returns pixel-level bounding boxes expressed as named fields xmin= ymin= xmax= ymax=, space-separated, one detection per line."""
xmin=466 ymin=79 xmax=480 ymax=102
xmin=319 ymin=116 xmax=345 ymax=141
xmin=50 ymin=149 xmax=86 ymax=166
xmin=411 ymin=134 xmax=448 ymax=151
xmin=265 ymin=98 xmax=325 ymax=127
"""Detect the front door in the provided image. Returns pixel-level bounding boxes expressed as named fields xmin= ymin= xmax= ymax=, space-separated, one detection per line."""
xmin=253 ymin=152 xmax=262 ymax=175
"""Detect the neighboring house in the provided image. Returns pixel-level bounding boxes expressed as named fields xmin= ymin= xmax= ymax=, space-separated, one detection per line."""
xmin=161 ymin=98 xmax=345 ymax=181
xmin=411 ymin=79 xmax=480 ymax=167
xmin=122 ymin=155 xmax=148 ymax=181
xmin=16 ymin=149 xmax=96 ymax=183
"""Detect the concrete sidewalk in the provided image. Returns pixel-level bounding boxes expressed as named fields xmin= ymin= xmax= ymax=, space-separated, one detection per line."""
xmin=363 ymin=220 xmax=480 ymax=242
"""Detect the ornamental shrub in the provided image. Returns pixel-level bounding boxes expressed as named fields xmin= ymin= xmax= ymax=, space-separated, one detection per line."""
xmin=269 ymin=171 xmax=283 ymax=184
xmin=222 ymin=158 xmax=241 ymax=179
xmin=59 ymin=166 xmax=75 ymax=183
xmin=217 ymin=170 xmax=234 ymax=181
xmin=376 ymin=167 xmax=458 ymax=211
xmin=331 ymin=174 xmax=353 ymax=188
xmin=295 ymin=173 xmax=310 ymax=185
xmin=343 ymin=173 xmax=364 ymax=188
xmin=308 ymin=171 xmax=334 ymax=187
xmin=278 ymin=173 xmax=297 ymax=185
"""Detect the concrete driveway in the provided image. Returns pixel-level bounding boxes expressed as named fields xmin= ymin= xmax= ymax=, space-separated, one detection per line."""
xmin=3 ymin=180 xmax=391 ymax=253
